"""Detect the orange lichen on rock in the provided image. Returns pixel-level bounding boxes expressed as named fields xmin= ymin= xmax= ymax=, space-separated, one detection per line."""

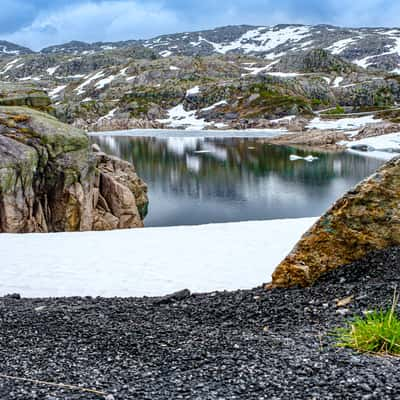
xmin=271 ymin=156 xmax=400 ymax=287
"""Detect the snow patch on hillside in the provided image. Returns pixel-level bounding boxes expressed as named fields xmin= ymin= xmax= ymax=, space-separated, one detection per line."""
xmin=74 ymin=70 xmax=105 ymax=95
xmin=210 ymin=26 xmax=312 ymax=55
xmin=46 ymin=66 xmax=60 ymax=76
xmin=0 ymin=58 xmax=21 ymax=74
xmin=95 ymin=75 xmax=116 ymax=89
xmin=157 ymin=104 xmax=209 ymax=130
xmin=48 ymin=85 xmax=66 ymax=99
xmin=326 ymin=38 xmax=359 ymax=54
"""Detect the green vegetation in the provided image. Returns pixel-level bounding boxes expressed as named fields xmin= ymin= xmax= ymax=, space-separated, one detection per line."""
xmin=336 ymin=292 xmax=400 ymax=356
xmin=324 ymin=105 xmax=345 ymax=115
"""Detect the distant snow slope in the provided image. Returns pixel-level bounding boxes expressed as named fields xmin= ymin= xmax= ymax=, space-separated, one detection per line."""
xmin=0 ymin=218 xmax=317 ymax=297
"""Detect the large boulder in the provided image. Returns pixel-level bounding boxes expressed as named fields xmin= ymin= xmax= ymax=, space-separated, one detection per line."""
xmin=0 ymin=106 xmax=148 ymax=233
xmin=0 ymin=82 xmax=52 ymax=113
xmin=272 ymin=157 xmax=400 ymax=287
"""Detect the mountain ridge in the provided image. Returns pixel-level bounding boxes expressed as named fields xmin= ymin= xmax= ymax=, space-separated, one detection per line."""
xmin=1 ymin=23 xmax=400 ymax=72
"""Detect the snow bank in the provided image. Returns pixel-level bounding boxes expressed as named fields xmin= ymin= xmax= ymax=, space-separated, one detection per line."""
xmin=341 ymin=131 xmax=400 ymax=160
xmin=0 ymin=218 xmax=317 ymax=298
xmin=89 ymin=128 xmax=287 ymax=138
xmin=307 ymin=115 xmax=380 ymax=130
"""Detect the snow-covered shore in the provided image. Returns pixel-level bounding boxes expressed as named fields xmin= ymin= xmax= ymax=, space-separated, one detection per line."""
xmin=340 ymin=131 xmax=400 ymax=160
xmin=1 ymin=218 xmax=317 ymax=298
xmin=89 ymin=128 xmax=287 ymax=138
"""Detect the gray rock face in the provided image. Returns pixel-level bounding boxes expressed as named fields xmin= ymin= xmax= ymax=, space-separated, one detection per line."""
xmin=0 ymin=106 xmax=148 ymax=233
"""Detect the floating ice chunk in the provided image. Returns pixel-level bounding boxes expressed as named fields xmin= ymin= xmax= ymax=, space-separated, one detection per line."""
xmin=290 ymin=155 xmax=319 ymax=162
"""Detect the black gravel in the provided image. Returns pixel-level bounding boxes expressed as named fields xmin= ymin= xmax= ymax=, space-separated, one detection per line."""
xmin=1 ymin=247 xmax=400 ymax=400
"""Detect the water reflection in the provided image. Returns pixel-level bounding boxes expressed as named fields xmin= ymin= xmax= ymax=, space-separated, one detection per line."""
xmin=91 ymin=135 xmax=385 ymax=227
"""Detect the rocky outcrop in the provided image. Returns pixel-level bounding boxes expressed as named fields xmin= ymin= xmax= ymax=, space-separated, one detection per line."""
xmin=73 ymin=117 xmax=163 ymax=132
xmin=272 ymin=157 xmax=400 ymax=287
xmin=0 ymin=83 xmax=52 ymax=113
xmin=93 ymin=147 xmax=148 ymax=230
xmin=0 ymin=106 xmax=147 ymax=233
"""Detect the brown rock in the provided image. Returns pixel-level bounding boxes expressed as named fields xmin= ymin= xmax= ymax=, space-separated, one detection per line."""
xmin=0 ymin=106 xmax=148 ymax=233
xmin=272 ymin=156 xmax=400 ymax=287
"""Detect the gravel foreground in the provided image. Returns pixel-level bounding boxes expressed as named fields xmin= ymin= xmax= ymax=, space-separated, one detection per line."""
xmin=1 ymin=248 xmax=400 ymax=400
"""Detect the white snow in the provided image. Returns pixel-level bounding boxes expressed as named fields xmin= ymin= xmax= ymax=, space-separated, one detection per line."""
xmin=95 ymin=75 xmax=116 ymax=89
xmin=270 ymin=115 xmax=296 ymax=123
xmin=89 ymin=129 xmax=288 ymax=138
xmin=353 ymin=55 xmax=376 ymax=69
xmin=290 ymin=155 xmax=319 ymax=162
xmin=307 ymin=115 xmax=381 ymax=130
xmin=62 ymin=74 xmax=86 ymax=79
xmin=119 ymin=67 xmax=129 ymax=76
xmin=0 ymin=218 xmax=317 ymax=298
xmin=267 ymin=72 xmax=301 ymax=78
xmin=341 ymin=131 xmax=400 ymax=160
xmin=157 ymin=104 xmax=208 ymax=130
xmin=159 ymin=50 xmax=172 ymax=57
xmin=210 ymin=26 xmax=312 ymax=55
xmin=186 ymin=86 xmax=201 ymax=96
xmin=201 ymin=100 xmax=228 ymax=112
xmin=46 ymin=65 xmax=60 ymax=76
xmin=242 ymin=65 xmax=272 ymax=76
xmin=332 ymin=77 xmax=344 ymax=88
xmin=0 ymin=45 xmax=20 ymax=55
xmin=74 ymin=70 xmax=105 ymax=95
xmin=326 ymin=38 xmax=358 ymax=55
xmin=98 ymin=108 xmax=118 ymax=122
xmin=48 ymin=85 xmax=66 ymax=99
xmin=0 ymin=58 xmax=21 ymax=74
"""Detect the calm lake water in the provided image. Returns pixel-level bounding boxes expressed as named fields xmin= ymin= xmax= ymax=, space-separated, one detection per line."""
xmin=91 ymin=133 xmax=385 ymax=227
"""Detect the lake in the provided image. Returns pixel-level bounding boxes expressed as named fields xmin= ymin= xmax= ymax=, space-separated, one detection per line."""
xmin=91 ymin=132 xmax=385 ymax=227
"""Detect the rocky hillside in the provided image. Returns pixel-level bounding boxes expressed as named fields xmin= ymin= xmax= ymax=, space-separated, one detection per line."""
xmin=4 ymin=24 xmax=400 ymax=72
xmin=2 ymin=24 xmax=400 ymax=131
xmin=0 ymin=104 xmax=148 ymax=233
xmin=139 ymin=24 xmax=400 ymax=72
xmin=1 ymin=49 xmax=399 ymax=131
xmin=0 ymin=40 xmax=33 ymax=57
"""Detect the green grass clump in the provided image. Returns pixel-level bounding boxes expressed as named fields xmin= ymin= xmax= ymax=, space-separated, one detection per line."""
xmin=336 ymin=291 xmax=400 ymax=356
xmin=324 ymin=105 xmax=345 ymax=115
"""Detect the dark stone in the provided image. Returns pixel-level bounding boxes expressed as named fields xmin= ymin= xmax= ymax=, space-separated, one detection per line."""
xmin=154 ymin=289 xmax=191 ymax=304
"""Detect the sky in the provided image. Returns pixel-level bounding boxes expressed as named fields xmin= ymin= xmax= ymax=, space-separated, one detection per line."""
xmin=0 ymin=0 xmax=399 ymax=50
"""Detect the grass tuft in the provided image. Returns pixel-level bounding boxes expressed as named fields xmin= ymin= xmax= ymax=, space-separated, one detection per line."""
xmin=336 ymin=290 xmax=400 ymax=356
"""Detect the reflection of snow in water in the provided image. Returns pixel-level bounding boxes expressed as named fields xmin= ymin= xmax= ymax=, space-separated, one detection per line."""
xmin=101 ymin=136 xmax=119 ymax=153
xmin=198 ymin=143 xmax=228 ymax=161
xmin=186 ymin=155 xmax=201 ymax=172
xmin=163 ymin=137 xmax=227 ymax=161
xmin=165 ymin=137 xmax=203 ymax=155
